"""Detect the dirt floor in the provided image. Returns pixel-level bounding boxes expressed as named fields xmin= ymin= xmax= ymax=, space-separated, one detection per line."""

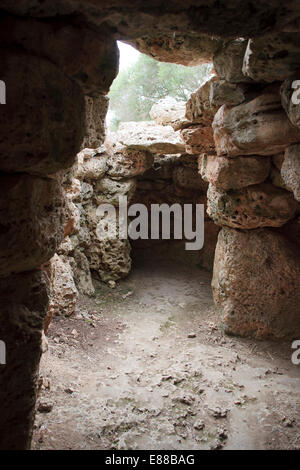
xmin=32 ymin=250 xmax=300 ymax=450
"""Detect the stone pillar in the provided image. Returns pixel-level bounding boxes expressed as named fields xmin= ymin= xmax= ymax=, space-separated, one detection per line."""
xmin=0 ymin=16 xmax=118 ymax=449
xmin=0 ymin=271 xmax=50 ymax=449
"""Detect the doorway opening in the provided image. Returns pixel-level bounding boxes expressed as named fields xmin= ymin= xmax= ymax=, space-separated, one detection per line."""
xmin=33 ymin=42 xmax=300 ymax=452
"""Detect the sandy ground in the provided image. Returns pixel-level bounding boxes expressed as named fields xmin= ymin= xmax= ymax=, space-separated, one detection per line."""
xmin=32 ymin=251 xmax=300 ymax=450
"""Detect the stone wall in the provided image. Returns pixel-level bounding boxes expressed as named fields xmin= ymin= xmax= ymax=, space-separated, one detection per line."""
xmin=1 ymin=1 xmax=300 ymax=449
xmin=47 ymin=115 xmax=219 ymax=320
xmin=0 ymin=16 xmax=119 ymax=449
xmin=202 ymin=38 xmax=300 ymax=339
xmin=146 ymin=49 xmax=300 ymax=339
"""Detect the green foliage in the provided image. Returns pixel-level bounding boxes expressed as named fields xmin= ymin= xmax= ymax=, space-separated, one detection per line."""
xmin=108 ymin=52 xmax=212 ymax=130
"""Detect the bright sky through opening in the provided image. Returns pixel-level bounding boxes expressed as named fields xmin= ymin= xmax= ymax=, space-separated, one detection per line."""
xmin=117 ymin=41 xmax=140 ymax=70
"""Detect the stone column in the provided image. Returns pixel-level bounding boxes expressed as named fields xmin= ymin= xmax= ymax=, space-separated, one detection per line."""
xmin=0 ymin=16 xmax=118 ymax=448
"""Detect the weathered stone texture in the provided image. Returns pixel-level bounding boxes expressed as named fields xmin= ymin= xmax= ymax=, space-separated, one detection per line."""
xmin=213 ymin=39 xmax=251 ymax=83
xmin=243 ymin=34 xmax=300 ymax=83
xmin=0 ymin=270 xmax=50 ymax=449
xmin=213 ymin=92 xmax=300 ymax=157
xmin=107 ymin=144 xmax=154 ymax=178
xmin=281 ymin=144 xmax=300 ymax=201
xmin=95 ymin=177 xmax=137 ymax=206
xmin=47 ymin=254 xmax=78 ymax=322
xmin=0 ymin=174 xmax=65 ymax=277
xmin=181 ymin=125 xmax=215 ymax=155
xmin=209 ymin=80 xmax=247 ymax=107
xmin=199 ymin=153 xmax=271 ymax=190
xmin=0 ymin=51 xmax=85 ymax=176
xmin=207 ymin=183 xmax=297 ymax=229
xmin=150 ymin=97 xmax=188 ymax=131
xmin=212 ymin=227 xmax=300 ymax=339
xmin=82 ymin=95 xmax=109 ymax=149
xmin=128 ymin=34 xmax=221 ymax=66
xmin=117 ymin=121 xmax=185 ymax=154
xmin=0 ymin=17 xmax=119 ymax=95
xmin=76 ymin=148 xmax=107 ymax=181
xmin=281 ymin=77 xmax=300 ymax=128
xmin=185 ymin=76 xmax=218 ymax=125
xmin=2 ymin=1 xmax=300 ymax=39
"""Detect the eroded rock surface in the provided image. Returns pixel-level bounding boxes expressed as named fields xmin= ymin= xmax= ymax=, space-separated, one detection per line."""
xmin=0 ymin=51 xmax=85 ymax=175
xmin=281 ymin=144 xmax=300 ymax=201
xmin=150 ymin=97 xmax=187 ymax=130
xmin=209 ymin=80 xmax=247 ymax=107
xmin=185 ymin=76 xmax=218 ymax=124
xmin=212 ymin=227 xmax=300 ymax=339
xmin=181 ymin=124 xmax=215 ymax=155
xmin=0 ymin=174 xmax=65 ymax=277
xmin=243 ymin=34 xmax=300 ymax=83
xmin=117 ymin=121 xmax=185 ymax=154
xmin=281 ymin=77 xmax=300 ymax=128
xmin=82 ymin=95 xmax=109 ymax=149
xmin=207 ymin=183 xmax=297 ymax=229
xmin=106 ymin=144 xmax=154 ymax=178
xmin=0 ymin=270 xmax=50 ymax=449
xmin=47 ymin=254 xmax=78 ymax=322
xmin=213 ymin=39 xmax=250 ymax=84
xmin=128 ymin=34 xmax=221 ymax=66
xmin=76 ymin=148 xmax=107 ymax=181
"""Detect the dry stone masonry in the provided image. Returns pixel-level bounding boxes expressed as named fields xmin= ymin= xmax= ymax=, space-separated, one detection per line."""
xmin=208 ymin=39 xmax=300 ymax=339
xmin=48 ymin=111 xmax=217 ymax=315
xmin=0 ymin=0 xmax=300 ymax=450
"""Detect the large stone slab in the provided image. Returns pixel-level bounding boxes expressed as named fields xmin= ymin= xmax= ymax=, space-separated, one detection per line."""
xmin=128 ymin=34 xmax=221 ymax=66
xmin=213 ymin=39 xmax=251 ymax=83
xmin=281 ymin=144 xmax=300 ymax=201
xmin=181 ymin=124 xmax=215 ymax=155
xmin=82 ymin=95 xmax=109 ymax=149
xmin=117 ymin=121 xmax=185 ymax=154
xmin=199 ymin=153 xmax=270 ymax=190
xmin=213 ymin=92 xmax=300 ymax=157
xmin=212 ymin=227 xmax=300 ymax=339
xmin=46 ymin=254 xmax=78 ymax=328
xmin=185 ymin=76 xmax=218 ymax=125
xmin=69 ymin=249 xmax=95 ymax=296
xmin=84 ymin=206 xmax=132 ymax=282
xmin=0 ymin=16 xmax=119 ymax=95
xmin=243 ymin=34 xmax=300 ymax=83
xmin=0 ymin=174 xmax=65 ymax=277
xmin=0 ymin=269 xmax=50 ymax=449
xmin=0 ymin=51 xmax=85 ymax=176
xmin=207 ymin=183 xmax=297 ymax=229
xmin=2 ymin=0 xmax=300 ymax=40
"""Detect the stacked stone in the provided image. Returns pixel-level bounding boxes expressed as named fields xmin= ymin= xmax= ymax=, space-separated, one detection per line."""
xmin=60 ymin=142 xmax=153 ymax=288
xmin=0 ymin=17 xmax=119 ymax=449
xmin=50 ymin=112 xmax=219 ymax=309
xmin=51 ymin=118 xmax=188 ymax=296
xmin=129 ymin=103 xmax=219 ymax=270
xmin=191 ymin=37 xmax=300 ymax=339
